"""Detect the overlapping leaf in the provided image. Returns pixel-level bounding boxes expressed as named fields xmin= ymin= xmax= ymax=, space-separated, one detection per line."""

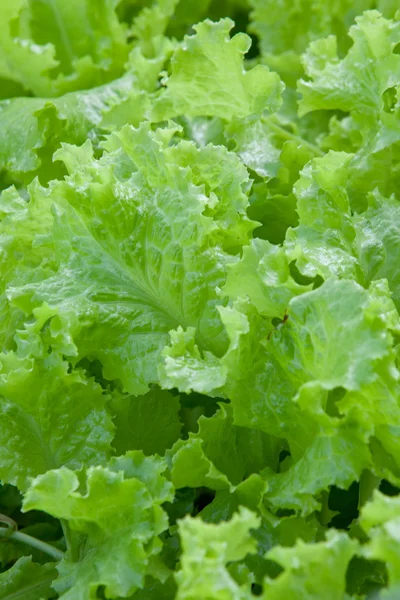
xmin=0 ymin=0 xmax=129 ymax=98
xmin=152 ymin=18 xmax=283 ymax=121
xmin=23 ymin=452 xmax=173 ymax=599
xmin=263 ymin=531 xmax=358 ymax=599
xmin=7 ymin=124 xmax=235 ymax=394
xmin=111 ymin=388 xmax=182 ymax=456
xmin=175 ymin=507 xmax=259 ymax=600
xmin=0 ymin=2 xmax=400 ymax=599
xmin=0 ymin=556 xmax=57 ymax=600
xmin=298 ymin=11 xmax=400 ymax=209
xmin=0 ymin=350 xmax=114 ymax=491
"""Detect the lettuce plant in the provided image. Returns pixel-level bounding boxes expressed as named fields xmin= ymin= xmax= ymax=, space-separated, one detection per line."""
xmin=1 ymin=1 xmax=400 ymax=598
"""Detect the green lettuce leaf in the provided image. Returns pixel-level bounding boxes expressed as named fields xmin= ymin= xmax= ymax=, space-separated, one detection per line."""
xmin=258 ymin=279 xmax=395 ymax=512
xmin=298 ymin=11 xmax=400 ymax=119
xmin=175 ymin=507 xmax=260 ymax=600
xmin=0 ymin=350 xmax=114 ymax=491
xmin=298 ymin=11 xmax=400 ymax=209
xmin=1 ymin=3 xmax=400 ymax=598
xmin=23 ymin=452 xmax=174 ymax=599
xmin=166 ymin=404 xmax=281 ymax=491
xmin=249 ymin=0 xmax=398 ymax=86
xmin=361 ymin=491 xmax=400 ymax=593
xmin=130 ymin=0 xmax=179 ymax=54
xmin=130 ymin=575 xmax=177 ymax=600
xmin=222 ymin=238 xmax=310 ymax=318
xmin=354 ymin=191 xmax=400 ymax=310
xmin=152 ymin=19 xmax=283 ymax=121
xmin=0 ymin=556 xmax=57 ymax=600
xmin=162 ymin=278 xmax=397 ymax=513
xmin=111 ymin=388 xmax=182 ymax=456
xmin=224 ymin=117 xmax=282 ymax=180
xmin=0 ymin=184 xmax=58 ymax=352
xmin=0 ymin=33 xmax=175 ymax=189
xmin=263 ymin=531 xmax=358 ymax=599
xmin=0 ymin=0 xmax=130 ymax=98
xmin=285 ymin=149 xmax=400 ymax=311
xmin=7 ymin=124 xmax=230 ymax=394
xmin=0 ymin=74 xmax=150 ymax=188
xmin=245 ymin=135 xmax=317 ymax=245
xmin=0 ymin=0 xmax=57 ymax=98
xmin=163 ymin=139 xmax=256 ymax=251
xmin=284 ymin=150 xmax=361 ymax=281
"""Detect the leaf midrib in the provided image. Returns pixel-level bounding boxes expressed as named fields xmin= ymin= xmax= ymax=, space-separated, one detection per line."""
xmin=65 ymin=209 xmax=192 ymax=333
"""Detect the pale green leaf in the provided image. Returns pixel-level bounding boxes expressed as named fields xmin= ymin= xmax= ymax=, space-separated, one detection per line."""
xmin=0 ymin=556 xmax=57 ymax=600
xmin=0 ymin=351 xmax=114 ymax=491
xmin=176 ymin=507 xmax=260 ymax=600
xmin=23 ymin=452 xmax=173 ymax=599
xmin=152 ymin=19 xmax=283 ymax=121
xmin=263 ymin=531 xmax=358 ymax=599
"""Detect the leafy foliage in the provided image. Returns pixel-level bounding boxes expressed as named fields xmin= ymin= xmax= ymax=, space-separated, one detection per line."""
xmin=1 ymin=1 xmax=400 ymax=598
